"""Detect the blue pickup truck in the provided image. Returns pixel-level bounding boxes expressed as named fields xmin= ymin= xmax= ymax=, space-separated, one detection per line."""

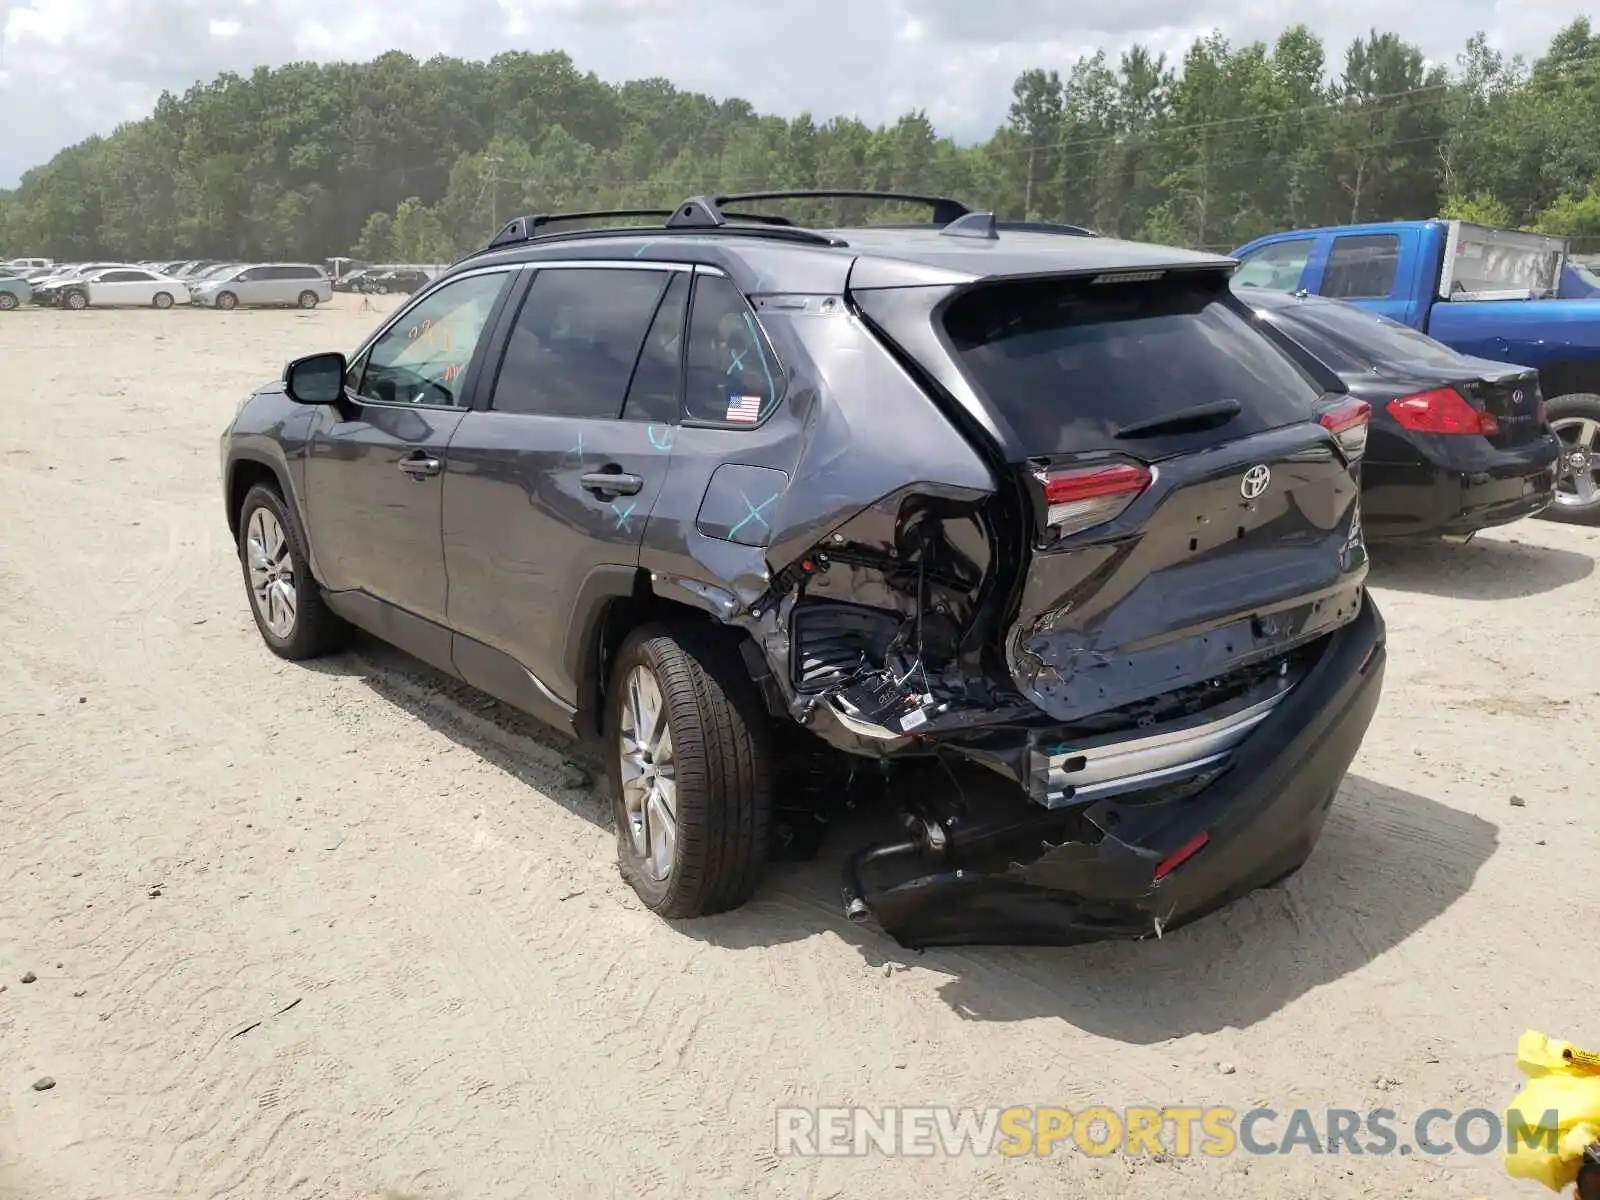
xmin=1232 ymin=220 xmax=1600 ymax=523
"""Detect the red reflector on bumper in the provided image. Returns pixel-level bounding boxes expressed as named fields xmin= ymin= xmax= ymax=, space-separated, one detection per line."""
xmin=1154 ymin=831 xmax=1210 ymax=880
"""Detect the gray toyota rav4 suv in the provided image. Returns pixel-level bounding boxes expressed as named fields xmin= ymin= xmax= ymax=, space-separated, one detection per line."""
xmin=219 ymin=191 xmax=1386 ymax=947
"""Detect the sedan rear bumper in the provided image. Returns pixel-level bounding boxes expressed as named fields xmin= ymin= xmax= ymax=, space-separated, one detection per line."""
xmin=851 ymin=598 xmax=1386 ymax=947
xmin=1362 ymin=433 xmax=1560 ymax=540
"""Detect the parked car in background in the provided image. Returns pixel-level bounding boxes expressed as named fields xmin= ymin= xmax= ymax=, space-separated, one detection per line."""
xmin=1232 ymin=219 xmax=1600 ymax=523
xmin=56 ymin=267 xmax=193 ymax=310
xmin=29 ymin=263 xmax=134 ymax=305
xmin=5 ymin=256 xmax=53 ymax=271
xmin=333 ymin=266 xmax=382 ymax=292
xmin=1240 ymin=289 xmax=1560 ymax=542
xmin=220 ymin=189 xmax=1384 ymax=947
xmin=362 ymin=267 xmax=432 ymax=295
xmin=191 ymin=262 xmax=331 ymax=310
xmin=0 ymin=268 xmax=32 ymax=310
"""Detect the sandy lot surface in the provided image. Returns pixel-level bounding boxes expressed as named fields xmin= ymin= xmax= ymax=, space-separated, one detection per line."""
xmin=1 ymin=294 xmax=1597 ymax=1200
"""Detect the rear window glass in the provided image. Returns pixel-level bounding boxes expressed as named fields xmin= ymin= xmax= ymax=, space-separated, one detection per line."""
xmin=943 ymin=278 xmax=1324 ymax=452
xmin=1270 ymin=300 xmax=1466 ymax=374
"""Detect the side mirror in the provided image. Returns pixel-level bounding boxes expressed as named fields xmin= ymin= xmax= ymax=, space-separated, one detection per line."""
xmin=283 ymin=352 xmax=347 ymax=405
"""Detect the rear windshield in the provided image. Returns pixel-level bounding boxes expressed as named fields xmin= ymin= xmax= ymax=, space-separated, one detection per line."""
xmin=1269 ymin=299 xmax=1466 ymax=375
xmin=942 ymin=277 xmax=1324 ymax=453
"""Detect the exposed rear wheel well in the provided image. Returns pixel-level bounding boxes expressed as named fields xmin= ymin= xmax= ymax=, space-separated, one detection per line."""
xmin=227 ymin=460 xmax=285 ymax=537
xmin=579 ymin=588 xmax=739 ymax=742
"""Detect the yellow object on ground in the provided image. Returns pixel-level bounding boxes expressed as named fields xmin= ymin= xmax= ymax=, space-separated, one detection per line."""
xmin=1504 ymin=1031 xmax=1600 ymax=1192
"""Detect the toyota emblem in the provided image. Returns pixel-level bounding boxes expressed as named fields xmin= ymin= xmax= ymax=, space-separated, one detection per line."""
xmin=1513 ymin=388 xmax=1524 ymax=403
xmin=1240 ymin=464 xmax=1272 ymax=500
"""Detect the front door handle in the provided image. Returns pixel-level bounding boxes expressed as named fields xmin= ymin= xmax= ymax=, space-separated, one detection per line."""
xmin=581 ymin=470 xmax=643 ymax=497
xmin=399 ymin=454 xmax=442 ymax=478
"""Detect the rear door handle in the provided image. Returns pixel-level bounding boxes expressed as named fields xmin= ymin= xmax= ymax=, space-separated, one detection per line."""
xmin=399 ymin=454 xmax=442 ymax=478
xmin=581 ymin=470 xmax=643 ymax=497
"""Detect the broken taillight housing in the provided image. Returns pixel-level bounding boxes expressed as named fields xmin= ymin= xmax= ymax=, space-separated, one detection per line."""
xmin=1386 ymin=387 xmax=1499 ymax=436
xmin=1317 ymin=397 xmax=1371 ymax=460
xmin=1037 ymin=462 xmax=1152 ymax=535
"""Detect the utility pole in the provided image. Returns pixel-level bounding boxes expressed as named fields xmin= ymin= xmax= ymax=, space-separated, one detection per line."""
xmin=485 ymin=156 xmax=504 ymax=231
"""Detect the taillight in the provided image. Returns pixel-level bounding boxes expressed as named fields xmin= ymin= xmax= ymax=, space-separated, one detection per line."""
xmin=1036 ymin=462 xmax=1152 ymax=535
xmin=1317 ymin=397 xmax=1371 ymax=460
xmin=1385 ymin=387 xmax=1498 ymax=436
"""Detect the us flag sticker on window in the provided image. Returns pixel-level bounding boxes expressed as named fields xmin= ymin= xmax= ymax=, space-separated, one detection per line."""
xmin=725 ymin=394 xmax=763 ymax=423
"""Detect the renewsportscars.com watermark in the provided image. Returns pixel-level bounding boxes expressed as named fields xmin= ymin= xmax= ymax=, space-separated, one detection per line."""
xmin=775 ymin=1106 xmax=1561 ymax=1158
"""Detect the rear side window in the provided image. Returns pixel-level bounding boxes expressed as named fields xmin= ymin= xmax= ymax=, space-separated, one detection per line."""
xmin=491 ymin=267 xmax=670 ymax=419
xmin=683 ymin=274 xmax=784 ymax=426
xmin=943 ymin=277 xmax=1324 ymax=453
xmin=1322 ymin=235 xmax=1399 ymax=299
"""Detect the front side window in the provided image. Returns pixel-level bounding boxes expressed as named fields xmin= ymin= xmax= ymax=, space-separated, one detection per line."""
xmin=353 ymin=271 xmax=511 ymax=408
xmin=489 ymin=267 xmax=670 ymax=419
xmin=1231 ymin=239 xmax=1313 ymax=291
xmin=683 ymin=274 xmax=784 ymax=425
xmin=1322 ymin=234 xmax=1400 ymax=300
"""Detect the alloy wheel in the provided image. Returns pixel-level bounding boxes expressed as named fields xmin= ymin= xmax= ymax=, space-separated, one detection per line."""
xmin=245 ymin=506 xmax=297 ymax=639
xmin=618 ymin=665 xmax=677 ymax=882
xmin=0 ymin=293 xmax=17 ymax=311
xmin=1552 ymin=416 xmax=1599 ymax=512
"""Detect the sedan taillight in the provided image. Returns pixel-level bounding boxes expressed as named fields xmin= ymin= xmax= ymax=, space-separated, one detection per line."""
xmin=1318 ymin=397 xmax=1371 ymax=460
xmin=1386 ymin=387 xmax=1498 ymax=436
xmin=1036 ymin=462 xmax=1152 ymax=535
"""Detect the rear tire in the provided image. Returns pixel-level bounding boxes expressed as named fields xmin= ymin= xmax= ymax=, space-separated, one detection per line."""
xmin=297 ymin=290 xmax=319 ymax=309
xmin=0 ymin=292 xmax=18 ymax=311
xmin=604 ymin=623 xmax=773 ymax=918
xmin=215 ymin=291 xmax=238 ymax=311
xmin=1543 ymin=392 xmax=1600 ymax=525
xmin=236 ymin=483 xmax=350 ymax=661
xmin=152 ymin=291 xmax=174 ymax=309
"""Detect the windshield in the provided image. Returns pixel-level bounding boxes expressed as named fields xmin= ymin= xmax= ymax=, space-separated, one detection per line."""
xmin=201 ymin=266 xmax=241 ymax=281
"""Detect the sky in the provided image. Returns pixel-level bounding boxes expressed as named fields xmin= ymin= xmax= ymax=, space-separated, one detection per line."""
xmin=0 ymin=0 xmax=1588 ymax=187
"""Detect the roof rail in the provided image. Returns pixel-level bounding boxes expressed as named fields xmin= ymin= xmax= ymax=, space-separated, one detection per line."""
xmin=487 ymin=209 xmax=679 ymax=250
xmin=995 ymin=219 xmax=1099 ymax=238
xmin=472 ymin=189 xmax=981 ymax=259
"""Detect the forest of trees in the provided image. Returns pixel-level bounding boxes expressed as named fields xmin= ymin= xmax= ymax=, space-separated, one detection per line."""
xmin=4 ymin=18 xmax=1600 ymax=264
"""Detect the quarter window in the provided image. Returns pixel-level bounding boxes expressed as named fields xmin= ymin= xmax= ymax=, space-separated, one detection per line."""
xmin=490 ymin=267 xmax=670 ymax=419
xmin=353 ymin=271 xmax=510 ymax=408
xmin=683 ymin=274 xmax=784 ymax=426
xmin=1322 ymin=234 xmax=1400 ymax=300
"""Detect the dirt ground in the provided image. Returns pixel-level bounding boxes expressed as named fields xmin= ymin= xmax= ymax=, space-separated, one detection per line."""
xmin=1 ymin=294 xmax=1596 ymax=1200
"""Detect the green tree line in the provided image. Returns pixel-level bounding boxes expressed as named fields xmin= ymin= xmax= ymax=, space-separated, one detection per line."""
xmin=4 ymin=18 xmax=1600 ymax=264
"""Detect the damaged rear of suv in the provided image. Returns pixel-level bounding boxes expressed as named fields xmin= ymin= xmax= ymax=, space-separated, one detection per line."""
xmin=227 ymin=191 xmax=1384 ymax=948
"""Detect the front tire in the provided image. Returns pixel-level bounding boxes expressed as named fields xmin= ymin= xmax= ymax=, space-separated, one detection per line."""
xmin=215 ymin=291 xmax=238 ymax=311
xmin=63 ymin=290 xmax=88 ymax=310
xmin=604 ymin=624 xmax=773 ymax=918
xmin=0 ymin=292 xmax=18 ymax=311
xmin=1544 ymin=393 xmax=1600 ymax=525
xmin=297 ymin=290 xmax=320 ymax=309
xmin=236 ymin=483 xmax=349 ymax=660
xmin=152 ymin=291 xmax=174 ymax=309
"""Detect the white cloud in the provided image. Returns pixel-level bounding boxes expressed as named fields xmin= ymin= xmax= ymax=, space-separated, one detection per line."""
xmin=0 ymin=0 xmax=1590 ymax=187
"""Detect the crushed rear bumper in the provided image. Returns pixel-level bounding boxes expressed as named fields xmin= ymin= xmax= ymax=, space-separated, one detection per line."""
xmin=849 ymin=597 xmax=1386 ymax=947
